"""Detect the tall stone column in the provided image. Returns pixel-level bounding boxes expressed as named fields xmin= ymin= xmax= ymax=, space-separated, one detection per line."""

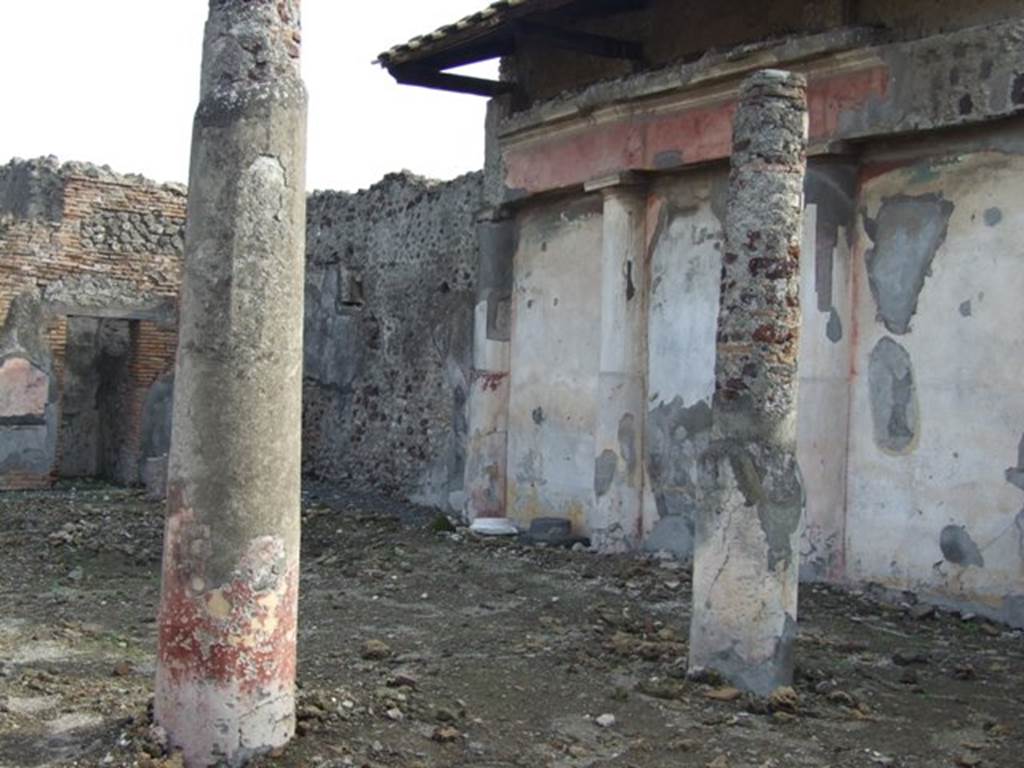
xmin=463 ymin=212 xmax=513 ymax=519
xmin=585 ymin=174 xmax=647 ymax=550
xmin=689 ymin=70 xmax=808 ymax=695
xmin=154 ymin=1 xmax=307 ymax=765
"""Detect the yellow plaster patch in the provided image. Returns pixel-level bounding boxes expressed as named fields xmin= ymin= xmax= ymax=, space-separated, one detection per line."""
xmin=206 ymin=590 xmax=231 ymax=619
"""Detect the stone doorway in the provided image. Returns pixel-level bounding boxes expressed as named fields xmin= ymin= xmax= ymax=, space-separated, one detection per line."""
xmin=58 ymin=316 xmax=137 ymax=484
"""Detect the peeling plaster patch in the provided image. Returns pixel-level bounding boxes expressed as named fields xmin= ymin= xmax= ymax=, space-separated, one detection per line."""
xmin=594 ymin=450 xmax=617 ymax=498
xmin=646 ymin=399 xmax=711 ymax=504
xmin=958 ymin=300 xmax=972 ymax=317
xmin=868 ymin=337 xmax=917 ymax=454
xmin=722 ymin=447 xmax=803 ymax=572
xmin=644 ymin=398 xmax=712 ymax=559
xmin=826 ymin=307 xmax=843 ymax=342
xmin=617 ymin=413 xmax=637 ymax=475
xmin=863 ymin=194 xmax=955 ymax=335
xmin=983 ymin=207 xmax=1003 ymax=227
xmin=939 ymin=524 xmax=985 ymax=567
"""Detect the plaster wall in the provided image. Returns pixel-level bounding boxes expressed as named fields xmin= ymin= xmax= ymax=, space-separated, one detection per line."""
xmin=506 ymin=196 xmax=603 ymax=531
xmin=796 ymin=160 xmax=858 ymax=581
xmin=845 ymin=142 xmax=1024 ymax=626
xmin=642 ymin=170 xmax=723 ymax=555
xmin=496 ymin=123 xmax=1023 ymax=628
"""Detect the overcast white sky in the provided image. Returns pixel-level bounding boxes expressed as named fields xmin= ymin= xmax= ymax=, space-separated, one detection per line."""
xmin=0 ymin=1 xmax=497 ymax=192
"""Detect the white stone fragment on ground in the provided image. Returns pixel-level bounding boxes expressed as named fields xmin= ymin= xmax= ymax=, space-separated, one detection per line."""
xmin=469 ymin=517 xmax=519 ymax=536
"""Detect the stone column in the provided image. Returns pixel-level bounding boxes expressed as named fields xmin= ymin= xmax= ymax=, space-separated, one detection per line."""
xmin=585 ymin=174 xmax=647 ymax=550
xmin=688 ymin=70 xmax=808 ymax=695
xmin=154 ymin=1 xmax=307 ymax=765
xmin=463 ymin=212 xmax=514 ymax=519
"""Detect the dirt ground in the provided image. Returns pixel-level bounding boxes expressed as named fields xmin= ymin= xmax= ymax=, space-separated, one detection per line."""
xmin=0 ymin=484 xmax=1021 ymax=768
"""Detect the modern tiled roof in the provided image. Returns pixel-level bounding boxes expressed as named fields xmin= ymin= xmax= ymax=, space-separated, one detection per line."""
xmin=375 ymin=0 xmax=574 ymax=67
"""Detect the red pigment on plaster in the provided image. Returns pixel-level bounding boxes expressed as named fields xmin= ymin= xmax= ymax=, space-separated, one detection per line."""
xmin=472 ymin=370 xmax=508 ymax=392
xmin=158 ymin=566 xmax=298 ymax=692
xmin=806 ymin=66 xmax=890 ymax=141
xmin=158 ymin=486 xmax=297 ymax=693
xmin=503 ymin=65 xmax=889 ymax=195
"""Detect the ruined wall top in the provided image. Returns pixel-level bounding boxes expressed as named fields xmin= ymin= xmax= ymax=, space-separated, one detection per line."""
xmin=0 ymin=156 xmax=185 ymax=222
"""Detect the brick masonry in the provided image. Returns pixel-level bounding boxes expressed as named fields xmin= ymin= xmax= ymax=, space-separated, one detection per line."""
xmin=1 ymin=159 xmax=483 ymax=506
xmin=0 ymin=158 xmax=185 ymax=490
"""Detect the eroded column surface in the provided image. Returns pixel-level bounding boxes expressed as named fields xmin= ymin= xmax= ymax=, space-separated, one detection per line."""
xmin=588 ymin=177 xmax=647 ymax=550
xmin=689 ymin=70 xmax=808 ymax=695
xmin=154 ymin=1 xmax=307 ymax=765
xmin=463 ymin=213 xmax=514 ymax=519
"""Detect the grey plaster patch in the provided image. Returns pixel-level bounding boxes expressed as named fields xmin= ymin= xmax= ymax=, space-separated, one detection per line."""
xmin=1004 ymin=594 xmax=1024 ymax=628
xmin=704 ymin=612 xmax=797 ymax=696
xmin=868 ymin=337 xmax=918 ymax=454
xmin=805 ymin=161 xmax=857 ymax=312
xmin=863 ymin=194 xmax=955 ymax=335
xmin=983 ymin=207 xmax=1003 ymax=227
xmin=0 ymin=426 xmax=54 ymax=474
xmin=1014 ymin=508 xmax=1024 ymax=561
xmin=939 ymin=524 xmax=985 ymax=567
xmin=642 ymin=515 xmax=694 ymax=558
xmin=594 ymin=450 xmax=617 ymax=498
xmin=1005 ymin=434 xmax=1024 ymax=492
xmin=826 ymin=307 xmax=843 ymax=342
xmin=478 ymin=216 xmax=515 ymax=342
xmin=653 ymin=150 xmax=683 ymax=169
xmin=721 ymin=446 xmax=803 ymax=572
xmin=645 ymin=397 xmax=712 ymax=526
xmin=958 ymin=300 xmax=972 ymax=317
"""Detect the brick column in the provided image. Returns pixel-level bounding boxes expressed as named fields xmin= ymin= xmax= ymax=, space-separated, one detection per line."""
xmin=689 ymin=70 xmax=808 ymax=695
xmin=585 ymin=173 xmax=647 ymax=550
xmin=154 ymin=1 xmax=307 ymax=764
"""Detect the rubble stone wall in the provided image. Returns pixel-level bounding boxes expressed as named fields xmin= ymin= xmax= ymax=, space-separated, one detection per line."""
xmin=1 ymin=159 xmax=484 ymax=505
xmin=303 ymin=171 xmax=482 ymax=508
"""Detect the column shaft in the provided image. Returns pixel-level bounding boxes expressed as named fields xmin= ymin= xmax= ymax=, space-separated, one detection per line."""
xmin=463 ymin=214 xmax=514 ymax=519
xmin=154 ymin=1 xmax=307 ymax=765
xmin=591 ymin=184 xmax=647 ymax=550
xmin=689 ymin=70 xmax=808 ymax=695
